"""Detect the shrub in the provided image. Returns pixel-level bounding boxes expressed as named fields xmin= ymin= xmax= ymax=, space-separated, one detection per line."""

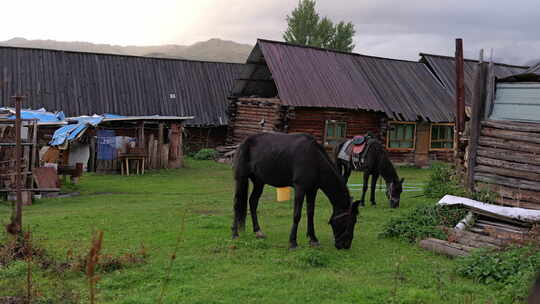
xmin=456 ymin=245 xmax=540 ymax=302
xmin=193 ymin=148 xmax=218 ymax=160
xmin=424 ymin=162 xmax=466 ymax=199
xmin=380 ymin=204 xmax=467 ymax=242
xmin=423 ymin=162 xmax=497 ymax=204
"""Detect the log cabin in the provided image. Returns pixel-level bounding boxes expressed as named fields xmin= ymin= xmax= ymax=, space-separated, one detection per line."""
xmin=227 ymin=39 xmax=457 ymax=166
xmin=0 ymin=45 xmax=243 ymax=154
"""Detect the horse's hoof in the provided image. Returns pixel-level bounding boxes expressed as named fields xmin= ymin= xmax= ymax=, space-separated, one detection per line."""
xmin=371 ymin=202 xmax=377 ymax=206
xmin=289 ymin=243 xmax=298 ymax=250
xmin=255 ymin=231 xmax=267 ymax=239
xmin=309 ymin=241 xmax=321 ymax=248
xmin=232 ymin=234 xmax=239 ymax=240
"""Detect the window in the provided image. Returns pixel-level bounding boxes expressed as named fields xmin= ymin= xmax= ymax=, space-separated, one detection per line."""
xmin=430 ymin=123 xmax=454 ymax=150
xmin=324 ymin=120 xmax=347 ymax=146
xmin=387 ymin=122 xmax=415 ymax=149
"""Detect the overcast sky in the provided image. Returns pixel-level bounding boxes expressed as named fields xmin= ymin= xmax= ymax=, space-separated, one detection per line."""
xmin=1 ymin=0 xmax=538 ymax=64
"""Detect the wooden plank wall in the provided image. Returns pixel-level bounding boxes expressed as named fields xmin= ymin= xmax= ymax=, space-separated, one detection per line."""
xmin=473 ymin=120 xmax=540 ymax=209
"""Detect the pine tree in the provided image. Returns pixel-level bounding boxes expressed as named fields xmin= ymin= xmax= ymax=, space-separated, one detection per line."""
xmin=283 ymin=0 xmax=356 ymax=52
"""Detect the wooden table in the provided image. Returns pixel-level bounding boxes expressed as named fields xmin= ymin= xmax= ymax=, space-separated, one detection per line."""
xmin=119 ymin=153 xmax=146 ymax=176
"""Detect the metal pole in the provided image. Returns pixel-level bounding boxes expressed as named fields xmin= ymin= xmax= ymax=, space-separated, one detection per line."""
xmin=14 ymin=95 xmax=23 ymax=234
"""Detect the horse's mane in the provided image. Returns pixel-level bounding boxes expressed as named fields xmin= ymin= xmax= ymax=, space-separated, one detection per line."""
xmin=311 ymin=138 xmax=351 ymax=198
xmin=373 ymin=140 xmax=399 ymax=182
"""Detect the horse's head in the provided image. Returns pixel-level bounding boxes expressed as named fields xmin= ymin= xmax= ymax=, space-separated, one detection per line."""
xmin=328 ymin=200 xmax=360 ymax=249
xmin=386 ymin=178 xmax=404 ymax=208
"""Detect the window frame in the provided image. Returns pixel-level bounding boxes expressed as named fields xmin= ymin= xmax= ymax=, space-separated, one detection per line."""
xmin=429 ymin=122 xmax=455 ymax=151
xmin=386 ymin=121 xmax=416 ymax=151
xmin=324 ymin=120 xmax=347 ymax=146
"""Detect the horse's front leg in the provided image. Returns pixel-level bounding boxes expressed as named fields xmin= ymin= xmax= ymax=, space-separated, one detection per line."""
xmin=289 ymin=186 xmax=305 ymax=249
xmin=305 ymin=189 xmax=319 ymax=247
xmin=370 ymin=173 xmax=379 ymax=206
xmin=249 ymin=180 xmax=266 ymax=239
xmin=359 ymin=172 xmax=369 ymax=207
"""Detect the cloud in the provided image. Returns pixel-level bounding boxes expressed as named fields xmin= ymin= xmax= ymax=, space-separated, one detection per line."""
xmin=184 ymin=0 xmax=540 ymax=65
xmin=0 ymin=0 xmax=537 ymax=65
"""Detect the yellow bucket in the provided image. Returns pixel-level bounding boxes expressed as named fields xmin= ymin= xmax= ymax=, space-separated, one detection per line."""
xmin=276 ymin=187 xmax=291 ymax=202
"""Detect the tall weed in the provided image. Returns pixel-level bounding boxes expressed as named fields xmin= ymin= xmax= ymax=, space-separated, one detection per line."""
xmin=380 ymin=205 xmax=467 ymax=242
xmin=457 ymin=245 xmax=540 ymax=302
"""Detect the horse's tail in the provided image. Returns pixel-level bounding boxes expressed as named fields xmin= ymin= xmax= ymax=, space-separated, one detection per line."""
xmin=232 ymin=139 xmax=251 ymax=232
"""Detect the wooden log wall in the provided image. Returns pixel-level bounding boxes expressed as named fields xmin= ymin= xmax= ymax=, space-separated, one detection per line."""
xmin=287 ymin=107 xmax=382 ymax=143
xmin=226 ymin=97 xmax=455 ymax=166
xmin=472 ymin=119 xmax=540 ymax=209
xmin=227 ymin=97 xmax=283 ymax=145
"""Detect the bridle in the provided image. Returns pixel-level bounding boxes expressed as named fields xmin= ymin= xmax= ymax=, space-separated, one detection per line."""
xmin=329 ymin=209 xmax=357 ymax=243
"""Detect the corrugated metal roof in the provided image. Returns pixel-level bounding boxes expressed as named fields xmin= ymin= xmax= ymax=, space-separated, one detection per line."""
xmin=355 ymin=55 xmax=454 ymax=122
xmin=420 ymin=53 xmax=528 ymax=105
xmin=258 ymin=40 xmax=385 ymax=112
xmin=234 ymin=39 xmax=454 ymax=122
xmin=0 ymin=46 xmax=243 ymax=126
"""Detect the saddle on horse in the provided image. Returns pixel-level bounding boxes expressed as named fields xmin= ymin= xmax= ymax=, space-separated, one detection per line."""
xmin=338 ymin=134 xmax=374 ymax=170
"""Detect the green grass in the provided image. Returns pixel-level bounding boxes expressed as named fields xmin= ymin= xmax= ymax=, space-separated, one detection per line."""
xmin=0 ymin=159 xmax=502 ymax=303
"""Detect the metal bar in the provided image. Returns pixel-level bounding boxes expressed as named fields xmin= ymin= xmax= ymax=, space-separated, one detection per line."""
xmin=0 ymin=143 xmax=35 ymax=146
xmin=14 ymin=96 xmax=23 ymax=234
xmin=31 ymin=121 xmax=38 ymax=172
xmin=0 ymin=188 xmax=60 ymax=192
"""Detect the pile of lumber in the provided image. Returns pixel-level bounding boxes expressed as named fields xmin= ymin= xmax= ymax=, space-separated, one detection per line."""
xmin=469 ymin=216 xmax=532 ymax=244
xmin=420 ymin=228 xmax=505 ymax=258
xmin=420 ymin=214 xmax=532 ymax=258
xmin=215 ymin=145 xmax=238 ymax=164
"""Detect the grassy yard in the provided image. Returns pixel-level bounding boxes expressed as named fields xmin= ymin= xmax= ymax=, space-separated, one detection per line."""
xmin=1 ymin=159 xmax=501 ymax=303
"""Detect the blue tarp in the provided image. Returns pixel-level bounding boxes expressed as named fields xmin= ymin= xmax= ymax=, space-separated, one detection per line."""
xmin=97 ymin=129 xmax=116 ymax=160
xmin=0 ymin=107 xmax=65 ymax=122
xmin=49 ymin=114 xmax=126 ymax=146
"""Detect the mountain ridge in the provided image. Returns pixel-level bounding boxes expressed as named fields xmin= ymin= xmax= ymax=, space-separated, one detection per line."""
xmin=0 ymin=37 xmax=252 ymax=63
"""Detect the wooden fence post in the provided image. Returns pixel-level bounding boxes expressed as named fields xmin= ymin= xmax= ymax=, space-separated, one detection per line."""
xmin=466 ymin=50 xmax=487 ymax=192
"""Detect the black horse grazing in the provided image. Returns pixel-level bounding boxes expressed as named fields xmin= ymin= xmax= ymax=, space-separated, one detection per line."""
xmin=335 ymin=137 xmax=404 ymax=208
xmin=232 ymin=133 xmax=360 ymax=250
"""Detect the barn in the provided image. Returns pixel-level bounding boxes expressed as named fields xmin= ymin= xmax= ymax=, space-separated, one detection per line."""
xmin=228 ymin=39 xmax=455 ymax=166
xmin=0 ymin=45 xmax=244 ymax=153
